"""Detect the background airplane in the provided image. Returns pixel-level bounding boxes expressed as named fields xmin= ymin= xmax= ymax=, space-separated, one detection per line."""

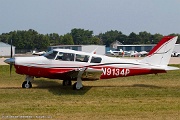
xmin=107 ymin=49 xmax=148 ymax=57
xmin=4 ymin=36 xmax=179 ymax=90
xmin=32 ymin=50 xmax=46 ymax=56
xmin=129 ymin=50 xmax=148 ymax=57
xmin=107 ymin=49 xmax=124 ymax=56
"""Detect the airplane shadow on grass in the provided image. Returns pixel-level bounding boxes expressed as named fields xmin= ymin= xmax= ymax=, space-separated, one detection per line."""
xmin=0 ymin=79 xmax=163 ymax=96
xmin=32 ymin=79 xmax=92 ymax=95
xmin=89 ymin=84 xmax=163 ymax=89
xmin=125 ymin=84 xmax=162 ymax=88
xmin=32 ymin=79 xmax=163 ymax=95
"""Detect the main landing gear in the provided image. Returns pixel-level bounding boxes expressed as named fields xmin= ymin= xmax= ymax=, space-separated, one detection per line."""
xmin=62 ymin=68 xmax=85 ymax=90
xmin=22 ymin=75 xmax=34 ymax=88
xmin=62 ymin=80 xmax=72 ymax=86
xmin=62 ymin=80 xmax=83 ymax=90
xmin=73 ymin=68 xmax=84 ymax=90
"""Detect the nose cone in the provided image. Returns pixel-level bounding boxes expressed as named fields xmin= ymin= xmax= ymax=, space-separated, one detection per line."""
xmin=4 ymin=58 xmax=15 ymax=64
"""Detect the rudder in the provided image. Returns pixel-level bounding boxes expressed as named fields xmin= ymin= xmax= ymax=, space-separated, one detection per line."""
xmin=141 ymin=36 xmax=178 ymax=66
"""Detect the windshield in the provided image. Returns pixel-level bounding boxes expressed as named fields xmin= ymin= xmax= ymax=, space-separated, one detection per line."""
xmin=44 ymin=50 xmax=58 ymax=59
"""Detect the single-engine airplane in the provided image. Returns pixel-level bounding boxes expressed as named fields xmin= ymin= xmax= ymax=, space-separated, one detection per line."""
xmin=32 ymin=50 xmax=46 ymax=56
xmin=107 ymin=49 xmax=124 ymax=56
xmin=4 ymin=36 xmax=179 ymax=90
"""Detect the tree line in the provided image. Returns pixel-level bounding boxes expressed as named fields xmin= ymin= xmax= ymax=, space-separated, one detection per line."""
xmin=0 ymin=28 xmax=179 ymax=50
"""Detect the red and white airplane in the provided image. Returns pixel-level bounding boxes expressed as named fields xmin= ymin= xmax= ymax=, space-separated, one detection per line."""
xmin=4 ymin=36 xmax=179 ymax=90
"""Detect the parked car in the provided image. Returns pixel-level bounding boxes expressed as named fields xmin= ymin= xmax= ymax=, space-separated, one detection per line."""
xmin=171 ymin=51 xmax=180 ymax=57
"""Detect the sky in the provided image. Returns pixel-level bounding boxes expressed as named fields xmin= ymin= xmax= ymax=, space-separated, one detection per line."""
xmin=0 ymin=0 xmax=180 ymax=36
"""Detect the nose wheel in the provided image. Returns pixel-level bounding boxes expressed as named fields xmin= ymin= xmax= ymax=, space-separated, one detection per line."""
xmin=22 ymin=75 xmax=34 ymax=88
xmin=22 ymin=81 xmax=32 ymax=88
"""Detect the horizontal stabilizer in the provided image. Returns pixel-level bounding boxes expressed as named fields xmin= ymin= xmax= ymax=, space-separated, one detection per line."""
xmin=164 ymin=66 xmax=180 ymax=71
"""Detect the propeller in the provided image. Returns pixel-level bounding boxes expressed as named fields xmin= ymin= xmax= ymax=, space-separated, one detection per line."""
xmin=4 ymin=39 xmax=15 ymax=76
xmin=10 ymin=39 xmax=13 ymax=75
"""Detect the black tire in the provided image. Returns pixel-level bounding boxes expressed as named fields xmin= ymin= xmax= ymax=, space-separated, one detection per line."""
xmin=73 ymin=82 xmax=77 ymax=90
xmin=63 ymin=80 xmax=72 ymax=86
xmin=22 ymin=81 xmax=32 ymax=88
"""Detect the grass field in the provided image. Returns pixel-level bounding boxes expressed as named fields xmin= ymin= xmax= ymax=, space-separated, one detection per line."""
xmin=0 ymin=65 xmax=180 ymax=120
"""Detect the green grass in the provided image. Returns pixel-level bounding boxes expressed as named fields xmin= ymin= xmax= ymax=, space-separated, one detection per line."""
xmin=0 ymin=65 xmax=180 ymax=120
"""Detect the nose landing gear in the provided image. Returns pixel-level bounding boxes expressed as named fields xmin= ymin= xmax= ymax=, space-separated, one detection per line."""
xmin=22 ymin=75 xmax=34 ymax=88
xmin=22 ymin=81 xmax=32 ymax=88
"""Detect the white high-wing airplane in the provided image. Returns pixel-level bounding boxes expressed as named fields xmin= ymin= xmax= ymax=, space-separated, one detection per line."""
xmin=107 ymin=49 xmax=124 ymax=56
xmin=139 ymin=51 xmax=148 ymax=56
xmin=32 ymin=50 xmax=46 ymax=56
xmin=108 ymin=49 xmax=148 ymax=57
xmin=129 ymin=50 xmax=148 ymax=57
xmin=4 ymin=36 xmax=179 ymax=90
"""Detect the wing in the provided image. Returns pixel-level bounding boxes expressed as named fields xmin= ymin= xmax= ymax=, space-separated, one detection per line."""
xmin=50 ymin=67 xmax=102 ymax=81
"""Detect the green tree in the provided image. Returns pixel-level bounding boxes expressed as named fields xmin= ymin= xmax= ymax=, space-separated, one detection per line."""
xmin=61 ymin=34 xmax=74 ymax=45
xmin=89 ymin=37 xmax=102 ymax=44
xmin=127 ymin=32 xmax=140 ymax=44
xmin=99 ymin=30 xmax=123 ymax=46
xmin=168 ymin=33 xmax=180 ymax=44
xmin=0 ymin=28 xmax=179 ymax=51
xmin=34 ymin=34 xmax=50 ymax=50
xmin=138 ymin=31 xmax=152 ymax=44
xmin=0 ymin=33 xmax=10 ymax=43
xmin=47 ymin=33 xmax=60 ymax=46
xmin=71 ymin=28 xmax=93 ymax=45
xmin=151 ymin=33 xmax=163 ymax=44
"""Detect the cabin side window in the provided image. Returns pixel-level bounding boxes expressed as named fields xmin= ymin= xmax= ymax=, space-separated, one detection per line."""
xmin=90 ymin=56 xmax=102 ymax=63
xmin=75 ymin=54 xmax=90 ymax=62
xmin=56 ymin=52 xmax=75 ymax=61
xmin=44 ymin=50 xmax=58 ymax=59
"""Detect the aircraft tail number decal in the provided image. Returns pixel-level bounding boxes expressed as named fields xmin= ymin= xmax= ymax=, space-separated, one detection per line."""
xmin=102 ymin=68 xmax=130 ymax=76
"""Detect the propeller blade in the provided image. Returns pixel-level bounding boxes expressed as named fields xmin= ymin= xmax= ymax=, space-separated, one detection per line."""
xmin=10 ymin=39 xmax=13 ymax=76
xmin=10 ymin=63 xmax=12 ymax=76
xmin=4 ymin=39 xmax=15 ymax=76
xmin=10 ymin=39 xmax=13 ymax=58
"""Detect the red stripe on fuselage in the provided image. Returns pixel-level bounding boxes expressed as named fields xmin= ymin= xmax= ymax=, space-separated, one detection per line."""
xmin=14 ymin=65 xmax=76 ymax=79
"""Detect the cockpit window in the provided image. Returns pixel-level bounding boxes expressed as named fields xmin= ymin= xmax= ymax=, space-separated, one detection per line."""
xmin=75 ymin=54 xmax=90 ymax=62
xmin=56 ymin=52 xmax=75 ymax=61
xmin=44 ymin=50 xmax=58 ymax=59
xmin=90 ymin=56 xmax=102 ymax=63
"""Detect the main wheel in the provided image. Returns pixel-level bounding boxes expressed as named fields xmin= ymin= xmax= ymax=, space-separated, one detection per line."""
xmin=73 ymin=82 xmax=77 ymax=90
xmin=63 ymin=80 xmax=72 ymax=86
xmin=22 ymin=81 xmax=32 ymax=88
xmin=73 ymin=82 xmax=83 ymax=90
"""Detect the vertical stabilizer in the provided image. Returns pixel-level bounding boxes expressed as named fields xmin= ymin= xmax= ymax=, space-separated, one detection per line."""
xmin=141 ymin=36 xmax=178 ymax=66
